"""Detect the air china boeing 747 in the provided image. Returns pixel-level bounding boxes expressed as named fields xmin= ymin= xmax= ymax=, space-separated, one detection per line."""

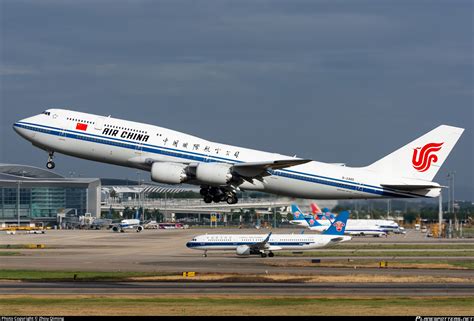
xmin=13 ymin=109 xmax=464 ymax=204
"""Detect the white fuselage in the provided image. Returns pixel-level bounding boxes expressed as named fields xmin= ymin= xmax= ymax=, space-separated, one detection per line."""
xmin=292 ymin=218 xmax=398 ymax=235
xmin=119 ymin=219 xmax=140 ymax=228
xmin=186 ymin=234 xmax=352 ymax=252
xmin=13 ymin=109 xmax=437 ymax=200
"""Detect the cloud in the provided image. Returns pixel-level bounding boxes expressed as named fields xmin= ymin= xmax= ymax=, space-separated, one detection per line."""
xmin=1 ymin=0 xmax=472 ymax=199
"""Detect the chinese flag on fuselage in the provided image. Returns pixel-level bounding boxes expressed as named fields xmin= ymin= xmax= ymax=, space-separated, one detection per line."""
xmin=76 ymin=123 xmax=88 ymax=131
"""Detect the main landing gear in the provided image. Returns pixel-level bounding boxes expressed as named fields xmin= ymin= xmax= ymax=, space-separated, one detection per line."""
xmin=46 ymin=152 xmax=55 ymax=170
xmin=200 ymin=186 xmax=238 ymax=204
xmin=260 ymin=252 xmax=274 ymax=258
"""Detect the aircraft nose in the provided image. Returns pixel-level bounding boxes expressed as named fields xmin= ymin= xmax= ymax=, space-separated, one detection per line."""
xmin=13 ymin=117 xmax=34 ymax=139
xmin=186 ymin=242 xmax=191 ymax=248
xmin=12 ymin=121 xmax=24 ymax=135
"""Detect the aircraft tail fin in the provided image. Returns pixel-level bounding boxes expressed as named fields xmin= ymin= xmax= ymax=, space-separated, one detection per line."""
xmin=365 ymin=125 xmax=464 ymax=181
xmin=291 ymin=204 xmax=307 ymax=221
xmin=310 ymin=203 xmax=322 ymax=215
xmin=323 ymin=211 xmax=349 ymax=236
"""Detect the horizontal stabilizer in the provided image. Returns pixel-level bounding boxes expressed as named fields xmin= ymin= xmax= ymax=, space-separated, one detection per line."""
xmin=381 ymin=184 xmax=442 ymax=191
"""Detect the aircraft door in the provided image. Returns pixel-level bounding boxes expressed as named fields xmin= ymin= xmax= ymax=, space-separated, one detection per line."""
xmin=94 ymin=116 xmax=106 ymax=131
xmin=56 ymin=113 xmax=67 ymax=141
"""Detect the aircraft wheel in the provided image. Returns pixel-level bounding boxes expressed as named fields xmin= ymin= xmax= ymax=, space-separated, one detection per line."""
xmin=209 ymin=187 xmax=219 ymax=196
xmin=213 ymin=195 xmax=221 ymax=203
xmin=268 ymin=252 xmax=274 ymax=258
xmin=200 ymin=188 xmax=209 ymax=196
xmin=226 ymin=195 xmax=238 ymax=204
xmin=46 ymin=161 xmax=55 ymax=170
xmin=203 ymin=195 xmax=213 ymax=203
xmin=260 ymin=253 xmax=267 ymax=258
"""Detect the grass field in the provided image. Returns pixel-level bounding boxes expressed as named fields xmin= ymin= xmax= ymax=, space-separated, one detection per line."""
xmin=0 ymin=269 xmax=473 ymax=284
xmin=0 ymin=252 xmax=21 ymax=256
xmin=265 ymin=259 xmax=474 ymax=270
xmin=1 ymin=296 xmax=473 ymax=315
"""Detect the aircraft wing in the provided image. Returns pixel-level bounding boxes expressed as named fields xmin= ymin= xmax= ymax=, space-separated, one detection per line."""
xmin=267 ymin=246 xmax=283 ymax=251
xmin=249 ymin=232 xmax=273 ymax=251
xmin=232 ymin=159 xmax=311 ymax=178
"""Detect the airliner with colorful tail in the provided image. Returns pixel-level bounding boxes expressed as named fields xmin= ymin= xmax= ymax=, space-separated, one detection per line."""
xmin=13 ymin=109 xmax=464 ymax=204
xmin=291 ymin=204 xmax=393 ymax=236
xmin=187 ymin=211 xmax=351 ymax=257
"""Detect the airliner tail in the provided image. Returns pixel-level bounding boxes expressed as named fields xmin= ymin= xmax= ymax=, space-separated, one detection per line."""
xmin=366 ymin=125 xmax=464 ymax=182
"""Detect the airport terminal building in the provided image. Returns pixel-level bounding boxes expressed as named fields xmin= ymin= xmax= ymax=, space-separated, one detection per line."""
xmin=0 ymin=164 xmax=101 ymax=224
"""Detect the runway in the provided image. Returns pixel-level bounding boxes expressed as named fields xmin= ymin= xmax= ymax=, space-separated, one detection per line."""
xmin=2 ymin=281 xmax=473 ymax=296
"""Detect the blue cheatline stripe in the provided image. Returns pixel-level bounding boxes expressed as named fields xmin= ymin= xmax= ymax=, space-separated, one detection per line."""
xmin=15 ymin=121 xmax=408 ymax=194
xmin=186 ymin=242 xmax=313 ymax=247
xmin=14 ymin=121 xmax=421 ymax=198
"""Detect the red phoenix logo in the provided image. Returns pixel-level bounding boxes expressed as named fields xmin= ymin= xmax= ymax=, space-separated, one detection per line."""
xmin=412 ymin=142 xmax=444 ymax=172
xmin=333 ymin=221 xmax=345 ymax=232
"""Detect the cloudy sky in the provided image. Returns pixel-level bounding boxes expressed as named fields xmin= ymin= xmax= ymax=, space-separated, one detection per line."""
xmin=1 ymin=0 xmax=472 ymax=199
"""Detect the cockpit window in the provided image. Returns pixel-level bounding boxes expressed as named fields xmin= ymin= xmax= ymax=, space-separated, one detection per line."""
xmin=43 ymin=111 xmax=51 ymax=116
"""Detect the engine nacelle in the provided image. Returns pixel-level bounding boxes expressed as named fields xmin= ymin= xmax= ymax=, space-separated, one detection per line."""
xmin=236 ymin=245 xmax=251 ymax=256
xmin=136 ymin=226 xmax=143 ymax=232
xmin=112 ymin=226 xmax=120 ymax=232
xmin=195 ymin=163 xmax=233 ymax=185
xmin=151 ymin=162 xmax=188 ymax=184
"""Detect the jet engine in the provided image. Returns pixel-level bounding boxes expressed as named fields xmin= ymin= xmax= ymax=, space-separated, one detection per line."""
xmin=136 ymin=226 xmax=143 ymax=232
xmin=151 ymin=162 xmax=188 ymax=184
xmin=112 ymin=226 xmax=120 ymax=232
xmin=236 ymin=245 xmax=251 ymax=256
xmin=195 ymin=163 xmax=233 ymax=185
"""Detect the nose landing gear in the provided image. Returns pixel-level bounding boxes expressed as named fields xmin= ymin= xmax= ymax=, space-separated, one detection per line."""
xmin=46 ymin=152 xmax=55 ymax=170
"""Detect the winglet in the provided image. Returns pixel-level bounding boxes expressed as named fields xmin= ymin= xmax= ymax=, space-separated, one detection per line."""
xmin=323 ymin=211 xmax=350 ymax=235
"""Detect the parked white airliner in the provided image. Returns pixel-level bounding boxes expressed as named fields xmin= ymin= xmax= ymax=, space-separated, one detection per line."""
xmin=13 ymin=109 xmax=464 ymax=204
